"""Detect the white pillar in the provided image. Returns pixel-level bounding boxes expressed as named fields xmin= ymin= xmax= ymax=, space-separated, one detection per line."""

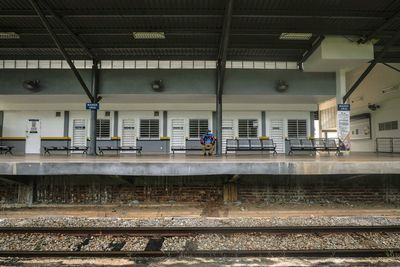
xmin=336 ymin=69 xmax=346 ymax=105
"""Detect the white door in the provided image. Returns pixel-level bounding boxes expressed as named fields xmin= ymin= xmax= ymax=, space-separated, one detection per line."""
xmin=270 ymin=120 xmax=284 ymax=153
xmin=122 ymin=119 xmax=136 ymax=147
xmin=25 ymin=119 xmax=41 ymax=154
xmin=222 ymin=119 xmax=234 ymax=153
xmin=171 ymin=119 xmax=185 ymax=152
xmin=72 ymin=119 xmax=87 ymax=147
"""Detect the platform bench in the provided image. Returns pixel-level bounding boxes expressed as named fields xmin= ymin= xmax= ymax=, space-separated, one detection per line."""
xmin=98 ymin=146 xmax=142 ymax=155
xmin=44 ymin=146 xmax=88 ymax=155
xmin=287 ymin=139 xmax=315 ymax=155
xmin=0 ymin=145 xmax=14 ymax=155
xmin=313 ymin=138 xmax=340 ymax=155
xmin=225 ymin=139 xmax=277 ymax=155
xmin=171 ymin=147 xmax=204 ymax=154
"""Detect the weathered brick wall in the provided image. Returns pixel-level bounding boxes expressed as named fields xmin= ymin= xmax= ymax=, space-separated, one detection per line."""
xmin=34 ymin=176 xmax=224 ymax=204
xmin=238 ymin=175 xmax=400 ymax=204
xmin=0 ymin=182 xmax=18 ymax=203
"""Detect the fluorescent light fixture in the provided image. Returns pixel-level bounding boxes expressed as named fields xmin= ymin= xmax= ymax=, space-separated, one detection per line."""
xmin=0 ymin=32 xmax=20 ymax=39
xmin=279 ymin=32 xmax=312 ymax=40
xmin=133 ymin=32 xmax=165 ymax=39
xmin=382 ymin=85 xmax=399 ymax=94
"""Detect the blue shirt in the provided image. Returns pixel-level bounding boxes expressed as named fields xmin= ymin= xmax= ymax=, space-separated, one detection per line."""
xmin=202 ymin=132 xmax=215 ymax=144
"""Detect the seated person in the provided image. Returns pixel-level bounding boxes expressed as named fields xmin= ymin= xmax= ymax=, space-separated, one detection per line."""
xmin=200 ymin=130 xmax=216 ymax=156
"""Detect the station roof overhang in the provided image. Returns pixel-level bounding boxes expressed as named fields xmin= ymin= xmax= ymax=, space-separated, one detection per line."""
xmin=0 ymin=0 xmax=400 ymax=63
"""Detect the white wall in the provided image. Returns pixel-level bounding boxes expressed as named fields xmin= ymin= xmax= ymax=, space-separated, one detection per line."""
xmin=347 ymin=64 xmax=400 ymax=152
xmin=3 ymin=110 xmax=64 ymax=137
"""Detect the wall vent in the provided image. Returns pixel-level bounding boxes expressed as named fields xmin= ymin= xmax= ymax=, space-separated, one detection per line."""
xmin=55 ymin=111 xmax=61 ymax=117
xmin=154 ymin=111 xmax=159 ymax=117
xmin=105 ymin=111 xmax=111 ymax=117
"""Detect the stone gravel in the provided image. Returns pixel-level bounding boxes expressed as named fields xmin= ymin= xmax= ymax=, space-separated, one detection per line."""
xmin=162 ymin=232 xmax=400 ymax=251
xmin=1 ymin=216 xmax=400 ymax=228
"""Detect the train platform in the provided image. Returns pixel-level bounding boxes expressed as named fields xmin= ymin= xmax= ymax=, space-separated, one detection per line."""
xmin=0 ymin=152 xmax=399 ymax=176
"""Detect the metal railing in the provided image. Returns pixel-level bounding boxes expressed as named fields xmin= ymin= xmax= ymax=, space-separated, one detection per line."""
xmin=376 ymin=137 xmax=400 ymax=153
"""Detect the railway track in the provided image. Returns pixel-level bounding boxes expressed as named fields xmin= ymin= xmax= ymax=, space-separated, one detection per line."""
xmin=1 ymin=225 xmax=400 ymax=258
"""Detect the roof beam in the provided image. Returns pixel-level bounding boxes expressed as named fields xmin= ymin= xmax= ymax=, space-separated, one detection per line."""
xmin=382 ymin=63 xmax=400 ymax=72
xmin=298 ymin=35 xmax=325 ymax=70
xmin=0 ymin=9 xmax=397 ymax=20
xmin=37 ymin=0 xmax=96 ymax=60
xmin=6 ymin=28 xmax=399 ymax=38
xmin=29 ymin=0 xmax=94 ymax=102
xmin=358 ymin=8 xmax=400 ymax=44
xmin=343 ymin=27 xmax=400 ymax=103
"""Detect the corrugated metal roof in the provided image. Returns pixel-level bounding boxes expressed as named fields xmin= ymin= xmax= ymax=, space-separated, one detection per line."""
xmin=0 ymin=0 xmax=399 ymax=61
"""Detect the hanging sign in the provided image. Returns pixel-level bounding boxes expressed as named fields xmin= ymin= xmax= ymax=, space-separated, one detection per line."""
xmin=337 ymin=104 xmax=351 ymax=151
xmin=86 ymin=103 xmax=99 ymax=110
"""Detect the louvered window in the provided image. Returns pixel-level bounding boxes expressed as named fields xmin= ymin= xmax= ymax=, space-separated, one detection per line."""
xmin=140 ymin=119 xmax=159 ymax=139
xmin=96 ymin=119 xmax=110 ymax=139
xmin=288 ymin=119 xmax=307 ymax=139
xmin=189 ymin=119 xmax=209 ymax=139
xmin=238 ymin=119 xmax=258 ymax=138
xmin=379 ymin=121 xmax=398 ymax=131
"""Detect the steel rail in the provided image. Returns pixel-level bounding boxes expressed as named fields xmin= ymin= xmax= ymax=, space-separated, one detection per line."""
xmin=0 ymin=249 xmax=399 ymax=258
xmin=1 ymin=225 xmax=400 ymax=235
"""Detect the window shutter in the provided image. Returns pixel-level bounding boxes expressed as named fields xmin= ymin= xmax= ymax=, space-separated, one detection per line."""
xmin=238 ymin=119 xmax=258 ymax=138
xmin=189 ymin=119 xmax=208 ymax=139
xmin=140 ymin=119 xmax=159 ymax=139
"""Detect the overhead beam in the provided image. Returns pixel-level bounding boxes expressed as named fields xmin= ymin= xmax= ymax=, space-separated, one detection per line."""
xmin=215 ymin=0 xmax=234 ymax=156
xmin=298 ymin=35 xmax=325 ymax=70
xmin=37 ymin=0 xmax=96 ymax=60
xmin=343 ymin=28 xmax=400 ymax=103
xmin=29 ymin=0 xmax=95 ymax=102
xmin=358 ymin=8 xmax=400 ymax=44
xmin=0 ymin=9 xmax=398 ymax=19
xmin=382 ymin=63 xmax=400 ymax=72
xmin=5 ymin=28 xmax=399 ymax=38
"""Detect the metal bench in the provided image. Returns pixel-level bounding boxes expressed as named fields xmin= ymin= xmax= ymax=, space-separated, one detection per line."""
xmin=98 ymin=146 xmax=142 ymax=155
xmin=288 ymin=139 xmax=315 ymax=155
xmin=44 ymin=146 xmax=88 ymax=155
xmin=0 ymin=145 xmax=14 ymax=155
xmin=225 ymin=139 xmax=277 ymax=155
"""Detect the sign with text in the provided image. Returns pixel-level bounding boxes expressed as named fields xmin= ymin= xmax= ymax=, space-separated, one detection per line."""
xmin=86 ymin=103 xmax=99 ymax=110
xmin=337 ymin=104 xmax=350 ymax=150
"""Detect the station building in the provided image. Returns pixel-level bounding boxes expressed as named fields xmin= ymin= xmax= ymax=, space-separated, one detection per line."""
xmin=0 ymin=0 xmax=399 ymax=205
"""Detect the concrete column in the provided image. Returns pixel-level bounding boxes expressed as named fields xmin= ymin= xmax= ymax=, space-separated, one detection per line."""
xmin=18 ymin=181 xmax=33 ymax=207
xmin=336 ymin=69 xmax=347 ymax=105
xmin=223 ymin=183 xmax=238 ymax=202
xmin=0 ymin=111 xmax=3 ymax=137
xmin=216 ymin=93 xmax=223 ymax=155
xmin=88 ymin=60 xmax=99 ymax=156
xmin=114 ymin=111 xmax=119 ymax=137
xmin=310 ymin=112 xmax=315 ymax=138
xmin=64 ymin=111 xmax=69 ymax=137
xmin=212 ymin=111 xmax=217 ymax=132
xmin=261 ymin=111 xmax=266 ymax=136
xmin=163 ymin=111 xmax=168 ymax=136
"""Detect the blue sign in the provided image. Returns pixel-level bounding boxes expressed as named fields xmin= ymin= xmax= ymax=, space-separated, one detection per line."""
xmin=86 ymin=103 xmax=99 ymax=110
xmin=337 ymin=104 xmax=350 ymax=111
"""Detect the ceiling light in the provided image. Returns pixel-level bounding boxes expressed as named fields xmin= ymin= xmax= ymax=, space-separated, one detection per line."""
xmin=133 ymin=32 xmax=165 ymax=39
xmin=0 ymin=32 xmax=20 ymax=39
xmin=279 ymin=33 xmax=312 ymax=41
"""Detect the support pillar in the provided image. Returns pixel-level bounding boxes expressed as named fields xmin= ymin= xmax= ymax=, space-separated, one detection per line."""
xmin=18 ymin=180 xmax=33 ymax=207
xmin=63 ymin=111 xmax=69 ymax=137
xmin=216 ymin=81 xmax=223 ymax=156
xmin=336 ymin=69 xmax=346 ymax=105
xmin=88 ymin=60 xmax=99 ymax=156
